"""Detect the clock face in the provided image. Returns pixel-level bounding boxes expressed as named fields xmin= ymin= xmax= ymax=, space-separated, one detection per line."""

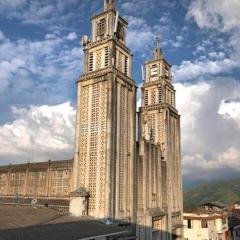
xmin=151 ymin=66 xmax=158 ymax=76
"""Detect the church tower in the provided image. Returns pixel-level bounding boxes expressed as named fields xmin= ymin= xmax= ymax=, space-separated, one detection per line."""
xmin=138 ymin=39 xmax=183 ymax=239
xmin=71 ymin=0 xmax=136 ymax=221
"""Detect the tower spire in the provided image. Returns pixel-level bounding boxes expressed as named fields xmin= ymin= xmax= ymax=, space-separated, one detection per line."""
xmin=154 ymin=36 xmax=163 ymax=60
xmin=104 ymin=0 xmax=116 ymax=11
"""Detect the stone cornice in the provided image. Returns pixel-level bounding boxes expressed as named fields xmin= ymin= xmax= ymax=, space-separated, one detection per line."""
xmin=140 ymin=103 xmax=179 ymax=115
xmin=78 ymin=67 xmax=136 ymax=86
xmin=85 ymin=37 xmax=131 ymax=54
xmin=141 ymin=78 xmax=174 ymax=89
xmin=144 ymin=57 xmax=172 ymax=67
xmin=0 ymin=159 xmax=74 ymax=171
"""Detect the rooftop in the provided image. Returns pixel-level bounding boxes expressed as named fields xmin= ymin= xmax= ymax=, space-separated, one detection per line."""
xmin=0 ymin=204 xmax=128 ymax=240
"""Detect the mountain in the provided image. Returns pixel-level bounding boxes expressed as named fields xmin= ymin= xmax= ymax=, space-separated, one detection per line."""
xmin=184 ymin=178 xmax=240 ymax=208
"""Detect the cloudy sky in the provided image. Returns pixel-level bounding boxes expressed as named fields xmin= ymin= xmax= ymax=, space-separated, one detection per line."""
xmin=0 ymin=0 xmax=240 ymax=185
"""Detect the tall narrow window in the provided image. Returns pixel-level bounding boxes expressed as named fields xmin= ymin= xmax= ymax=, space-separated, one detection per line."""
xmin=124 ymin=56 xmax=128 ymax=76
xmin=96 ymin=50 xmax=102 ymax=70
xmin=144 ymin=90 xmax=148 ymax=106
xmin=201 ymin=219 xmax=208 ymax=228
xmin=151 ymin=89 xmax=156 ymax=105
xmin=97 ymin=18 xmax=106 ymax=37
xmin=89 ymin=52 xmax=93 ymax=72
xmin=158 ymin=85 xmax=162 ymax=103
xmin=104 ymin=47 xmax=109 ymax=67
xmin=117 ymin=51 xmax=125 ymax=73
xmin=187 ymin=219 xmax=192 ymax=229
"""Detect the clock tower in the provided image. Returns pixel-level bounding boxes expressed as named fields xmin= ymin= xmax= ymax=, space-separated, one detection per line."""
xmin=139 ymin=39 xmax=183 ymax=239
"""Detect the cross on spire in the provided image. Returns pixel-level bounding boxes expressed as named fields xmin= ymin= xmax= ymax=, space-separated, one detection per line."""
xmin=156 ymin=36 xmax=160 ymax=49
xmin=154 ymin=36 xmax=163 ymax=60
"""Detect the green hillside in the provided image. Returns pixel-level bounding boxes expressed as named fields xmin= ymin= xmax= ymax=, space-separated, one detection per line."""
xmin=184 ymin=178 xmax=240 ymax=208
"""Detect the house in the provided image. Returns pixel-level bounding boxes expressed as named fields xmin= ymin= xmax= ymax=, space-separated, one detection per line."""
xmin=183 ymin=210 xmax=229 ymax=240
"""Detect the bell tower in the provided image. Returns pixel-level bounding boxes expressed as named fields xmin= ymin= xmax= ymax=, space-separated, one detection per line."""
xmin=139 ymin=38 xmax=183 ymax=238
xmin=71 ymin=0 xmax=136 ymax=221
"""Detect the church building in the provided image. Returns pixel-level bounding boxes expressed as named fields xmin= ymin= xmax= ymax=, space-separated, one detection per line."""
xmin=0 ymin=1 xmax=183 ymax=239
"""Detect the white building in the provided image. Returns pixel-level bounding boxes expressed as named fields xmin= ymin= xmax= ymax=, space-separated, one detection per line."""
xmin=183 ymin=211 xmax=229 ymax=240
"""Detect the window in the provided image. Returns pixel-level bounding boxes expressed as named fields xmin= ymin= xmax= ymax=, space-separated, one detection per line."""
xmin=97 ymin=18 xmax=106 ymax=37
xmin=144 ymin=90 xmax=148 ymax=106
xmin=124 ymin=56 xmax=128 ymax=76
xmin=95 ymin=50 xmax=102 ymax=70
xmin=151 ymin=89 xmax=156 ymax=105
xmin=89 ymin=52 xmax=93 ymax=72
xmin=158 ymin=85 xmax=162 ymax=103
xmin=201 ymin=219 xmax=208 ymax=228
xmin=187 ymin=219 xmax=192 ymax=229
xmin=117 ymin=51 xmax=125 ymax=72
xmin=104 ymin=47 xmax=109 ymax=67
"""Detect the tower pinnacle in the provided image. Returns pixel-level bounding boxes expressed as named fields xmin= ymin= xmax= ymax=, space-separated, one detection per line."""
xmin=154 ymin=36 xmax=163 ymax=60
xmin=104 ymin=0 xmax=116 ymax=11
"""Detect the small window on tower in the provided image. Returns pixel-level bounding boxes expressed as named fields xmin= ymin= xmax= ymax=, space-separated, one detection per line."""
xmin=104 ymin=47 xmax=109 ymax=67
xmin=97 ymin=18 xmax=106 ymax=38
xmin=96 ymin=50 xmax=102 ymax=70
xmin=124 ymin=56 xmax=128 ymax=76
xmin=151 ymin=65 xmax=158 ymax=76
xmin=89 ymin=52 xmax=93 ymax=72
xmin=158 ymin=85 xmax=162 ymax=103
xmin=151 ymin=89 xmax=156 ymax=104
xmin=144 ymin=90 xmax=148 ymax=106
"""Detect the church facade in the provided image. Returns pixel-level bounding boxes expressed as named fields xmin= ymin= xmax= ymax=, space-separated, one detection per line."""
xmin=0 ymin=1 xmax=183 ymax=239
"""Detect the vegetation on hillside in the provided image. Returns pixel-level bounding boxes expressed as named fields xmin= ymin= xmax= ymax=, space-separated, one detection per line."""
xmin=184 ymin=178 xmax=240 ymax=208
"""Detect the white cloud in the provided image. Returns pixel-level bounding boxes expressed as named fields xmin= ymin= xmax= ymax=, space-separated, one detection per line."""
xmin=0 ymin=0 xmax=84 ymax=31
xmin=175 ymin=82 xmax=210 ymax=148
xmin=0 ymin=30 xmax=4 ymax=40
xmin=126 ymin=16 xmax=155 ymax=52
xmin=218 ymin=99 xmax=240 ymax=128
xmin=186 ymin=0 xmax=240 ymax=69
xmin=175 ymin=78 xmax=240 ymax=180
xmin=0 ymin=32 xmax=83 ymax=120
xmin=0 ymin=102 xmax=75 ymax=164
xmin=0 ymin=58 xmax=25 ymax=92
xmin=173 ymin=58 xmax=237 ymax=82
xmin=0 ymin=0 xmax=27 ymax=10
xmin=187 ymin=0 xmax=240 ymax=31
xmin=183 ymin=147 xmax=240 ymax=180
xmin=66 ymin=32 xmax=78 ymax=41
